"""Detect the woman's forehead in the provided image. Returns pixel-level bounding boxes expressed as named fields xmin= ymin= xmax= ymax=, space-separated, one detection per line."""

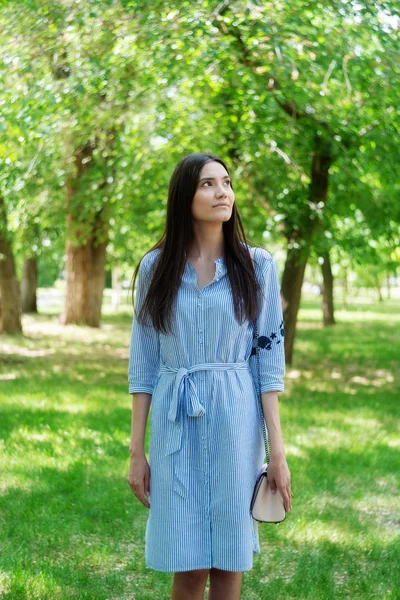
xmin=199 ymin=162 xmax=229 ymax=178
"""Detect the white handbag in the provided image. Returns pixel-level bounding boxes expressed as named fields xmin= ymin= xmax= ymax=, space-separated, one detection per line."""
xmin=249 ymin=247 xmax=287 ymax=524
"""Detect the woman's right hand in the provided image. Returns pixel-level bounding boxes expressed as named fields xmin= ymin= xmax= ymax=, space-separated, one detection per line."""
xmin=127 ymin=451 xmax=151 ymax=509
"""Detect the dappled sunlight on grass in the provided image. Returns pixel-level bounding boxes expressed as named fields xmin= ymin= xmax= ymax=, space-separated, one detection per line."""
xmin=355 ymin=490 xmax=400 ymax=531
xmin=349 ymin=371 xmax=394 ymax=386
xmin=288 ymin=519 xmax=357 ymax=546
xmin=0 ymin=373 xmax=17 ymax=380
xmin=0 ymin=343 xmax=57 ymax=357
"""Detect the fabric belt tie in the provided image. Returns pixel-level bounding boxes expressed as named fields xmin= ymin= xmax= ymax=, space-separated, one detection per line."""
xmin=159 ymin=360 xmax=250 ymax=499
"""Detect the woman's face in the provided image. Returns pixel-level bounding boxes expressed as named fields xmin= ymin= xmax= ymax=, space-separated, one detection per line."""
xmin=191 ymin=161 xmax=235 ymax=223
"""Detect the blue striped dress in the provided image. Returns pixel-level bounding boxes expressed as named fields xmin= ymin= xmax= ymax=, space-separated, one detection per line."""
xmin=128 ymin=243 xmax=285 ymax=572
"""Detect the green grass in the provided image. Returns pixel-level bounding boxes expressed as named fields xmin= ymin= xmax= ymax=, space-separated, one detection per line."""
xmin=0 ymin=293 xmax=399 ymax=599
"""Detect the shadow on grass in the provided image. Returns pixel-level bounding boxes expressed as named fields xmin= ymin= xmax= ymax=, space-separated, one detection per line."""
xmin=0 ymin=403 xmax=132 ymax=449
xmin=250 ymin=536 xmax=398 ymax=600
xmin=0 ymin=461 xmax=168 ymax=600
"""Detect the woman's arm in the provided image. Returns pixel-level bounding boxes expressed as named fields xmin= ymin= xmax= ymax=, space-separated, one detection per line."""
xmin=249 ymin=250 xmax=292 ymax=509
xmin=129 ymin=392 xmax=151 ymax=457
xmin=261 ymin=390 xmax=292 ymax=512
xmin=261 ymin=390 xmax=286 ymax=459
xmin=128 ymin=391 xmax=152 ymax=509
xmin=128 ymin=254 xmax=161 ymax=396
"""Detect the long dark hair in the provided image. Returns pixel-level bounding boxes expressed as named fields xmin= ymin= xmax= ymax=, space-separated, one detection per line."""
xmin=131 ymin=152 xmax=264 ymax=334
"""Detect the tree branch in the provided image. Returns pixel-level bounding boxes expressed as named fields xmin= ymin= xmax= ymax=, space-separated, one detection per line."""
xmin=211 ymin=5 xmax=333 ymax=133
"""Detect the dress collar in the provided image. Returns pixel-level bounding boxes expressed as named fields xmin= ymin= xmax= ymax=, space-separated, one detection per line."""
xmin=183 ymin=253 xmax=227 ymax=283
xmin=183 ymin=244 xmax=251 ymax=283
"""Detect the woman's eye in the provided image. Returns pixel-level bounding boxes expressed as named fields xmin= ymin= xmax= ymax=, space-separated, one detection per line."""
xmin=202 ymin=180 xmax=231 ymax=186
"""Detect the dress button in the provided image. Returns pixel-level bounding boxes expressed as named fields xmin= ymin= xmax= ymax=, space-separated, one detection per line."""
xmin=199 ymin=340 xmax=203 ymax=344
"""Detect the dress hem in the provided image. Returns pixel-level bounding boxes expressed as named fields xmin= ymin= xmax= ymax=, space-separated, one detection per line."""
xmin=145 ymin=561 xmax=255 ymax=573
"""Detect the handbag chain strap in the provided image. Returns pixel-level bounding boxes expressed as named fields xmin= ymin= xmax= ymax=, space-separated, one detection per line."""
xmin=251 ymin=247 xmax=271 ymax=465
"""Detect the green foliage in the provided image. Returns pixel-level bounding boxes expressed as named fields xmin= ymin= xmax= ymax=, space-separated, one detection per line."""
xmin=0 ymin=0 xmax=399 ymax=281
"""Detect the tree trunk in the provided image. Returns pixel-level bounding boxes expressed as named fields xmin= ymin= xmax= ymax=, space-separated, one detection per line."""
xmin=21 ymin=257 xmax=38 ymax=313
xmin=111 ymin=266 xmax=121 ymax=311
xmin=342 ymin=266 xmax=348 ymax=310
xmin=60 ymin=224 xmax=108 ymax=327
xmin=376 ymin=280 xmax=383 ymax=302
xmin=51 ymin=48 xmax=115 ymax=328
xmin=386 ymin=273 xmax=391 ymax=300
xmin=0 ymin=198 xmax=22 ymax=334
xmin=321 ymin=251 xmax=335 ymax=326
xmin=60 ymin=138 xmax=110 ymax=328
xmin=86 ymin=239 xmax=107 ymax=325
xmin=281 ymin=244 xmax=310 ymax=365
xmin=60 ymin=238 xmax=89 ymax=325
xmin=281 ymin=134 xmax=333 ymax=364
xmin=60 ymin=213 xmax=109 ymax=327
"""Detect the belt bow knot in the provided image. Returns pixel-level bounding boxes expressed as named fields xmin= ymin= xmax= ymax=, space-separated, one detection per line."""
xmin=159 ymin=361 xmax=250 ymax=499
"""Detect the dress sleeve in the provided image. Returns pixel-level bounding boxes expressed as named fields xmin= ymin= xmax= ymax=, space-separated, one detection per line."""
xmin=251 ymin=252 xmax=286 ymax=393
xmin=128 ymin=257 xmax=160 ymax=395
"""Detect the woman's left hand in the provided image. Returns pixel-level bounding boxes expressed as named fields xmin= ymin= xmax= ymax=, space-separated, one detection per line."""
xmin=267 ymin=453 xmax=293 ymax=512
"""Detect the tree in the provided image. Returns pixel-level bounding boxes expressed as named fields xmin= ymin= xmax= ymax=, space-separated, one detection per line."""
xmin=0 ymin=196 xmax=22 ymax=333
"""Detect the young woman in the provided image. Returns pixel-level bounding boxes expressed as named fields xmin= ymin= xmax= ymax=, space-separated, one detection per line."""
xmin=127 ymin=152 xmax=292 ymax=600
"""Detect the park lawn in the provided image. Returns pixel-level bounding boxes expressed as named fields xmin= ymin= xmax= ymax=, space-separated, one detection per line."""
xmin=0 ymin=294 xmax=399 ymax=600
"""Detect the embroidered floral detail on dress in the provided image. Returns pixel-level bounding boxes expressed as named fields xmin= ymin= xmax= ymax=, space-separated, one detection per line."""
xmin=250 ymin=320 xmax=284 ymax=356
